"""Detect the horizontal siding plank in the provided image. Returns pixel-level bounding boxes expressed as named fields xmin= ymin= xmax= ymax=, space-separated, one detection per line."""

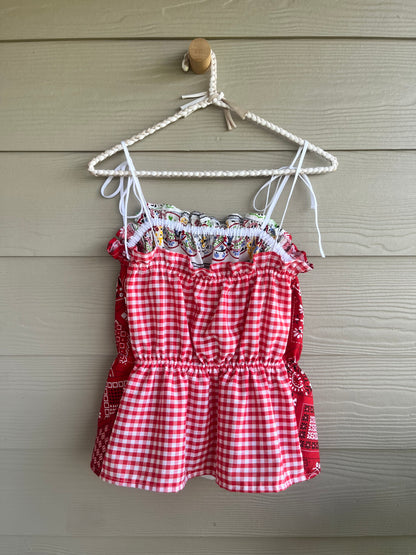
xmin=2 ymin=40 xmax=416 ymax=151
xmin=0 ymin=355 xmax=414 ymax=450
xmin=0 ymin=448 xmax=415 ymax=536
xmin=0 ymin=257 xmax=414 ymax=357
xmin=2 ymin=0 xmax=415 ymax=548
xmin=0 ymin=535 xmax=415 ymax=555
xmin=1 ymin=0 xmax=416 ymax=39
xmin=1 ymin=151 xmax=415 ymax=258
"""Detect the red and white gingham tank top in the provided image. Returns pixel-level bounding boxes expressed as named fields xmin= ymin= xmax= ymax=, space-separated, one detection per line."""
xmin=90 ymin=142 xmax=322 ymax=493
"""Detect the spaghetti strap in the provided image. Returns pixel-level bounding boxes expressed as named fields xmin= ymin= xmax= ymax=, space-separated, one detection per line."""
xmin=255 ymin=140 xmax=325 ymax=258
xmin=100 ymin=141 xmax=159 ymax=259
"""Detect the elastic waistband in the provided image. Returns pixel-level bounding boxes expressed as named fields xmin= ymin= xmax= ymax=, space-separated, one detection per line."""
xmin=130 ymin=357 xmax=287 ymax=368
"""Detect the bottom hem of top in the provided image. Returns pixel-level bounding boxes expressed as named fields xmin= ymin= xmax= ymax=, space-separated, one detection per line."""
xmin=93 ymin=467 xmax=320 ymax=494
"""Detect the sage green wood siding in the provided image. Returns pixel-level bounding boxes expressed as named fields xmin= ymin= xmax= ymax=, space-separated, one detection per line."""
xmin=1 ymin=1 xmax=415 ymax=553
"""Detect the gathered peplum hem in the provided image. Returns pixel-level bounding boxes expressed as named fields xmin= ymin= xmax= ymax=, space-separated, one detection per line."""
xmin=91 ymin=357 xmax=314 ymax=493
xmin=95 ymin=466 xmax=311 ymax=494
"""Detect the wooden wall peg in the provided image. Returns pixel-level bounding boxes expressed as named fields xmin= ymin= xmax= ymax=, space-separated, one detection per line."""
xmin=187 ymin=38 xmax=212 ymax=74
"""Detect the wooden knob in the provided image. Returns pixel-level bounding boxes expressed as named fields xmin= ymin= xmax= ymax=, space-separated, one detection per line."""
xmin=188 ymin=38 xmax=211 ymax=74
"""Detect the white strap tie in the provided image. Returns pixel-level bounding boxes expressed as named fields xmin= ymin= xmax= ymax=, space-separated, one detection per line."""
xmin=100 ymin=143 xmax=159 ymax=259
xmin=254 ymin=141 xmax=325 ymax=258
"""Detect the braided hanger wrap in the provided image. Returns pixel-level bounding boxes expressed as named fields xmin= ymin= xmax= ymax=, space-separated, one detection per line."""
xmin=89 ymin=46 xmax=337 ymax=179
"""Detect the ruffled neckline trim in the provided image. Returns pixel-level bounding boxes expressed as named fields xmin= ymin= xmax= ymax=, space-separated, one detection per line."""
xmin=108 ymin=202 xmax=313 ymax=275
xmin=144 ymin=202 xmax=280 ymax=228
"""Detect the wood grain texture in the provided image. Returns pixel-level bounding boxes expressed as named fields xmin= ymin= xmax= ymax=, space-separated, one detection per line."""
xmin=2 ymin=40 xmax=416 ymax=151
xmin=1 ymin=150 xmax=416 ymax=258
xmin=1 ymin=257 xmax=414 ymax=357
xmin=0 ymin=535 xmax=415 ymax=555
xmin=0 ymin=448 xmax=415 ymax=537
xmin=1 ymin=0 xmax=416 ymax=39
xmin=1 ymin=355 xmax=414 ymax=450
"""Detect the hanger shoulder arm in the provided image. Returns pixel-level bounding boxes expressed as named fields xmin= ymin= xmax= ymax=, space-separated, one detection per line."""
xmin=88 ymin=99 xmax=213 ymax=177
xmin=244 ymin=109 xmax=338 ymax=174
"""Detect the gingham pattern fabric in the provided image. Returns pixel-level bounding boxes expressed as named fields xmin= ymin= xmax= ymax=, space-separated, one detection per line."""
xmin=90 ymin=215 xmax=320 ymax=493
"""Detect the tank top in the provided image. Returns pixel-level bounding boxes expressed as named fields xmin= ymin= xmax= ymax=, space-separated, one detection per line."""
xmin=90 ymin=141 xmax=322 ymax=493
